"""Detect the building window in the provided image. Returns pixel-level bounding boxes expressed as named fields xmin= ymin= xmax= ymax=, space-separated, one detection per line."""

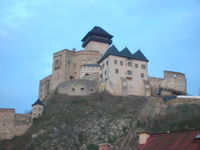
xmin=68 ymin=60 xmax=70 ymax=67
xmin=141 ymin=64 xmax=146 ymax=69
xmin=141 ymin=73 xmax=144 ymax=78
xmin=72 ymin=88 xmax=75 ymax=91
xmin=54 ymin=59 xmax=60 ymax=70
xmin=120 ymin=61 xmax=123 ymax=66
xmin=3 ymin=123 xmax=6 ymax=127
xmin=100 ymin=74 xmax=102 ymax=78
xmin=102 ymin=64 xmax=104 ymax=68
xmin=81 ymin=88 xmax=84 ymax=91
xmin=135 ymin=64 xmax=138 ymax=68
xmin=106 ymin=61 xmax=108 ymax=65
xmin=105 ymin=70 xmax=107 ymax=75
xmin=115 ymin=69 xmax=119 ymax=74
xmin=127 ymin=70 xmax=132 ymax=75
xmin=114 ymin=60 xmax=117 ymax=64
xmin=172 ymin=74 xmax=177 ymax=78
xmin=91 ymin=89 xmax=93 ymax=92
xmin=128 ymin=62 xmax=132 ymax=66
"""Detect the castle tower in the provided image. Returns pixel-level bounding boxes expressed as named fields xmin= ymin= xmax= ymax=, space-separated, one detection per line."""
xmin=81 ymin=26 xmax=113 ymax=56
xmin=32 ymin=98 xmax=44 ymax=119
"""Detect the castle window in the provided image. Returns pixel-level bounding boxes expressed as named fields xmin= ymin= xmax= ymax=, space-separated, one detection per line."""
xmin=105 ymin=70 xmax=107 ymax=75
xmin=141 ymin=73 xmax=144 ymax=78
xmin=54 ymin=59 xmax=60 ymax=70
xmin=81 ymin=88 xmax=84 ymax=91
xmin=91 ymin=89 xmax=93 ymax=92
xmin=120 ymin=61 xmax=123 ymax=66
xmin=3 ymin=123 xmax=6 ymax=127
xmin=141 ymin=64 xmax=146 ymax=69
xmin=106 ymin=61 xmax=108 ymax=65
xmin=114 ymin=60 xmax=117 ymax=64
xmin=85 ymin=73 xmax=89 ymax=76
xmin=135 ymin=64 xmax=138 ymax=68
xmin=72 ymin=88 xmax=75 ymax=91
xmin=128 ymin=62 xmax=132 ymax=66
xmin=68 ymin=60 xmax=70 ymax=67
xmin=100 ymin=74 xmax=102 ymax=78
xmin=127 ymin=70 xmax=132 ymax=75
xmin=115 ymin=69 xmax=119 ymax=74
xmin=102 ymin=64 xmax=104 ymax=68
xmin=172 ymin=74 xmax=177 ymax=78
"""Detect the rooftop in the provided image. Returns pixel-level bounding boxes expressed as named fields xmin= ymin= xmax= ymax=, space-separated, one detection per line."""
xmin=136 ymin=129 xmax=200 ymax=150
xmin=32 ymin=99 xmax=44 ymax=106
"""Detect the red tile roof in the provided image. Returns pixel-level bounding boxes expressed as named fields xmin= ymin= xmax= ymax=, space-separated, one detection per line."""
xmin=136 ymin=129 xmax=200 ymax=150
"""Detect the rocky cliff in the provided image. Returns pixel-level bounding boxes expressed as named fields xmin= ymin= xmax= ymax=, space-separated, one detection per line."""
xmin=1 ymin=92 xmax=200 ymax=150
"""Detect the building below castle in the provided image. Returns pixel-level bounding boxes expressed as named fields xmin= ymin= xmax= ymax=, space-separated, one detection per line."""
xmin=39 ymin=26 xmax=187 ymax=100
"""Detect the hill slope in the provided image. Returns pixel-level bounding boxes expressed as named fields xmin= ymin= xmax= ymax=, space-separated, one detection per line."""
xmin=1 ymin=92 xmax=200 ymax=150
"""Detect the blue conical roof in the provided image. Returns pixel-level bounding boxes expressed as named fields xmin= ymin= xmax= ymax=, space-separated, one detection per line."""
xmin=98 ymin=45 xmax=120 ymax=63
xmin=132 ymin=50 xmax=149 ymax=62
xmin=32 ymin=98 xmax=44 ymax=106
xmin=120 ymin=47 xmax=133 ymax=58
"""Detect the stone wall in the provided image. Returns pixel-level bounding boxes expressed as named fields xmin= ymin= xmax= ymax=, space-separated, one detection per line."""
xmin=0 ymin=109 xmax=32 ymax=141
xmin=150 ymin=71 xmax=186 ymax=96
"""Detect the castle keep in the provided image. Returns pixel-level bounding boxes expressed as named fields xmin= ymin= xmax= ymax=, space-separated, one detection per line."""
xmin=39 ymin=26 xmax=186 ymax=99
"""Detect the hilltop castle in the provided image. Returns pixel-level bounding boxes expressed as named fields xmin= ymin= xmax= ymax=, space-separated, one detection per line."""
xmin=39 ymin=26 xmax=186 ymax=100
xmin=0 ymin=26 xmax=187 ymax=141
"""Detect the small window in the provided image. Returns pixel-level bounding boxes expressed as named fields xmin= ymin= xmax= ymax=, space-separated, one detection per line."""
xmin=100 ymin=74 xmax=102 ymax=78
xmin=115 ymin=69 xmax=119 ymax=74
xmin=172 ymin=74 xmax=177 ymax=78
xmin=135 ymin=64 xmax=138 ymax=68
xmin=114 ymin=60 xmax=117 ymax=64
xmin=3 ymin=123 xmax=6 ymax=127
xmin=120 ymin=61 xmax=123 ymax=66
xmin=102 ymin=64 xmax=104 ymax=68
xmin=85 ymin=73 xmax=89 ymax=76
xmin=68 ymin=60 xmax=70 ymax=67
xmin=106 ymin=61 xmax=108 ymax=65
xmin=141 ymin=73 xmax=144 ymax=78
xmin=81 ymin=88 xmax=84 ymax=91
xmin=72 ymin=88 xmax=75 ymax=91
xmin=128 ymin=62 xmax=132 ymax=66
xmin=127 ymin=70 xmax=132 ymax=75
xmin=91 ymin=89 xmax=93 ymax=92
xmin=141 ymin=64 xmax=146 ymax=69
xmin=105 ymin=70 xmax=107 ymax=75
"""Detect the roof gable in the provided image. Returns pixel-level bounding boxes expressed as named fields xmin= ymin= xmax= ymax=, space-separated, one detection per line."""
xmin=32 ymin=98 xmax=44 ymax=106
xmin=97 ymin=45 xmax=120 ymax=63
xmin=132 ymin=50 xmax=149 ymax=62
xmin=120 ymin=47 xmax=133 ymax=58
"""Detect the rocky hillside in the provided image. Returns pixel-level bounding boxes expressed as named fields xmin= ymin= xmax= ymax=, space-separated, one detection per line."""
xmin=1 ymin=92 xmax=200 ymax=150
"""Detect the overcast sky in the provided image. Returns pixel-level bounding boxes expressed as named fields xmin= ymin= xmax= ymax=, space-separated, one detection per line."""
xmin=0 ymin=0 xmax=200 ymax=113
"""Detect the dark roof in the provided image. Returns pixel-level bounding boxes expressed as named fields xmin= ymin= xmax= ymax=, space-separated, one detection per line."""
xmin=81 ymin=64 xmax=100 ymax=67
xmin=97 ymin=45 xmax=120 ymax=63
xmin=98 ymin=46 xmax=149 ymax=63
xmin=132 ymin=50 xmax=149 ymax=62
xmin=32 ymin=98 xmax=44 ymax=106
xmin=120 ymin=47 xmax=133 ymax=59
xmin=82 ymin=26 xmax=113 ymax=47
xmin=136 ymin=129 xmax=200 ymax=150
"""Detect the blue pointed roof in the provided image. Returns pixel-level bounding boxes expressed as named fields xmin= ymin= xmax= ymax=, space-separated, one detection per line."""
xmin=132 ymin=50 xmax=149 ymax=62
xmin=32 ymin=98 xmax=44 ymax=106
xmin=120 ymin=47 xmax=133 ymax=59
xmin=98 ymin=45 xmax=120 ymax=63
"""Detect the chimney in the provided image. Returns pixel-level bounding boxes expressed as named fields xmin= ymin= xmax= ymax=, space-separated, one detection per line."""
xmin=98 ymin=143 xmax=111 ymax=150
xmin=139 ymin=132 xmax=151 ymax=144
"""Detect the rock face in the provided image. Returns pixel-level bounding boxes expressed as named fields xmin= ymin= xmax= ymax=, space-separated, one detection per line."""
xmin=1 ymin=93 xmax=200 ymax=150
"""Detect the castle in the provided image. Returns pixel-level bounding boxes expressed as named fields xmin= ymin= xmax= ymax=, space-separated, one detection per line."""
xmin=0 ymin=26 xmax=187 ymax=141
xmin=39 ymin=26 xmax=187 ymax=100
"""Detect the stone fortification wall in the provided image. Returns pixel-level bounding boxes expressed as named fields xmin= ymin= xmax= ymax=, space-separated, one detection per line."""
xmin=57 ymin=79 xmax=98 ymax=96
xmin=0 ymin=109 xmax=32 ymax=141
xmin=39 ymin=75 xmax=51 ymax=100
xmin=150 ymin=71 xmax=186 ymax=96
